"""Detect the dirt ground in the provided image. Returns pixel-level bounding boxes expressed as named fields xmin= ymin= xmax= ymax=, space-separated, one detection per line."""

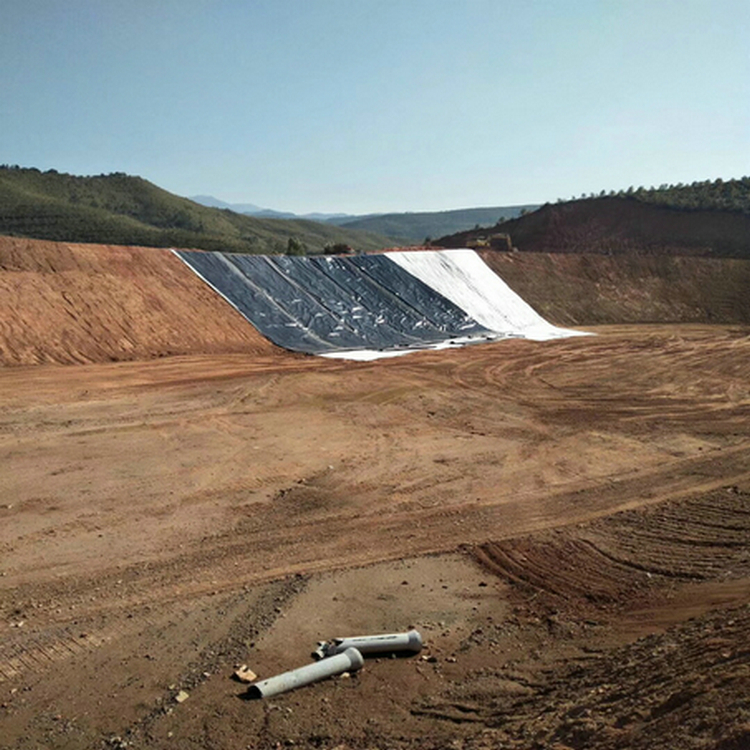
xmin=2 ymin=323 xmax=750 ymax=749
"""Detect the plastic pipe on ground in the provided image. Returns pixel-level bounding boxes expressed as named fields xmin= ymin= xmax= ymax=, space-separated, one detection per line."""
xmin=246 ymin=647 xmax=364 ymax=699
xmin=313 ymin=629 xmax=422 ymax=660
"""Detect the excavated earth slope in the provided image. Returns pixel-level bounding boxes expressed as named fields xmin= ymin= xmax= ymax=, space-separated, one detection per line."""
xmin=0 ymin=236 xmax=280 ymax=365
xmin=479 ymin=250 xmax=750 ymax=326
xmin=2 ymin=235 xmax=748 ymax=367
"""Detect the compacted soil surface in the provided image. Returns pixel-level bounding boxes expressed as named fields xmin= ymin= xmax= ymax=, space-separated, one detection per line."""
xmin=2 ymin=324 xmax=750 ymax=750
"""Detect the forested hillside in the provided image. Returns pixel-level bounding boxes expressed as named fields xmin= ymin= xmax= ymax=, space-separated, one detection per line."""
xmin=0 ymin=167 xmax=393 ymax=254
xmin=437 ymin=196 xmax=750 ymax=259
xmin=589 ymin=176 xmax=750 ymax=214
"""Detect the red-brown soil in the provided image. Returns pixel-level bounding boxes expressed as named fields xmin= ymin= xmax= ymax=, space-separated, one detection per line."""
xmin=2 ymin=324 xmax=750 ymax=749
xmin=425 ymin=488 xmax=750 ymax=749
xmin=0 ymin=236 xmax=280 ymax=365
xmin=1 ymin=237 xmax=750 ymax=749
xmin=480 ymin=250 xmax=750 ymax=326
xmin=440 ymin=197 xmax=750 ymax=259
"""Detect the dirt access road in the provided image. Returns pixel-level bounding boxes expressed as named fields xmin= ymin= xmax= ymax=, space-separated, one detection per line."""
xmin=2 ymin=325 xmax=750 ymax=749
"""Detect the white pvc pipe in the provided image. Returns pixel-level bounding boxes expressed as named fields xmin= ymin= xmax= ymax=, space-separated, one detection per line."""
xmin=315 ymin=629 xmax=422 ymax=659
xmin=246 ymin=647 xmax=364 ymax=699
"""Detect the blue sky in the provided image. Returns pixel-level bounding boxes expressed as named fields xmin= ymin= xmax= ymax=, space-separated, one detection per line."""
xmin=2 ymin=0 xmax=748 ymax=213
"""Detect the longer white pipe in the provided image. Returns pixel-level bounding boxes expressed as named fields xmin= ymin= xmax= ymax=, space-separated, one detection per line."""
xmin=315 ymin=629 xmax=422 ymax=659
xmin=246 ymin=647 xmax=364 ymax=699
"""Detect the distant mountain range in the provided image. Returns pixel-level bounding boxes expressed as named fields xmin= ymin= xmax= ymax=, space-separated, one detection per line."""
xmin=330 ymin=205 xmax=540 ymax=241
xmin=5 ymin=168 xmax=747 ymax=259
xmin=189 ymin=195 xmax=540 ymax=241
xmin=189 ymin=195 xmax=353 ymax=222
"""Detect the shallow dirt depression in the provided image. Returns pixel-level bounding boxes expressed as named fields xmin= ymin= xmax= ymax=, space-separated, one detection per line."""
xmin=1 ymin=237 xmax=750 ymax=750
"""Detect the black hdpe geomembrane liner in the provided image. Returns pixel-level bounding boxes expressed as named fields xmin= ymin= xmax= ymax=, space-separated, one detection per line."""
xmin=176 ymin=250 xmax=491 ymax=354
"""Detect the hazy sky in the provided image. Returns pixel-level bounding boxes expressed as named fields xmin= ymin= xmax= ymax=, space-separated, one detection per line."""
xmin=3 ymin=0 xmax=748 ymax=213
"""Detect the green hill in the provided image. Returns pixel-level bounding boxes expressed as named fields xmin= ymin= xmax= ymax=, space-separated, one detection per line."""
xmin=0 ymin=166 xmax=394 ymax=254
xmin=330 ymin=204 xmax=539 ymax=242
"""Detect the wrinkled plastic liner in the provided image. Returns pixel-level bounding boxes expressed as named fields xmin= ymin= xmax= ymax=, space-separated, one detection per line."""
xmin=175 ymin=249 xmax=589 ymax=358
xmin=176 ymin=250 xmax=496 ymax=355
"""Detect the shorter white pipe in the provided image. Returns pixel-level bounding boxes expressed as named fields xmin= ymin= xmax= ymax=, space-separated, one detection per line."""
xmin=314 ymin=629 xmax=422 ymax=659
xmin=247 ymin=647 xmax=364 ymax=699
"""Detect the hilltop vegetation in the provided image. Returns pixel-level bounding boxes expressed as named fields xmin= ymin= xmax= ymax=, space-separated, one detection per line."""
xmin=6 ymin=166 xmax=748 ymax=257
xmin=577 ymin=176 xmax=750 ymax=214
xmin=0 ymin=166 xmax=393 ymax=254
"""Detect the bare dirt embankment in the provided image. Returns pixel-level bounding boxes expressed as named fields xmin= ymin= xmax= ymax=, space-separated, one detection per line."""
xmin=3 ymin=234 xmax=749 ymax=369
xmin=480 ymin=250 xmax=750 ymax=326
xmin=0 ymin=236 xmax=280 ymax=365
xmin=1 ymin=237 xmax=750 ymax=749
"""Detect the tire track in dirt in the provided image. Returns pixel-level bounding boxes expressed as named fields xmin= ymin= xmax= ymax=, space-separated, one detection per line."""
xmin=414 ymin=485 xmax=750 ymax=748
xmin=1 ymin=624 xmax=108 ymax=682
xmin=8 ymin=443 xmax=739 ymax=629
xmin=5 ymin=443 xmax=747 ymax=642
xmin=473 ymin=485 xmax=750 ymax=615
xmin=0 ymin=575 xmax=306 ymax=687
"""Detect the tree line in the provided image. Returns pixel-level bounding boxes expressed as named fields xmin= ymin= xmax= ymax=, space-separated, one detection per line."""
xmin=558 ymin=176 xmax=750 ymax=214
